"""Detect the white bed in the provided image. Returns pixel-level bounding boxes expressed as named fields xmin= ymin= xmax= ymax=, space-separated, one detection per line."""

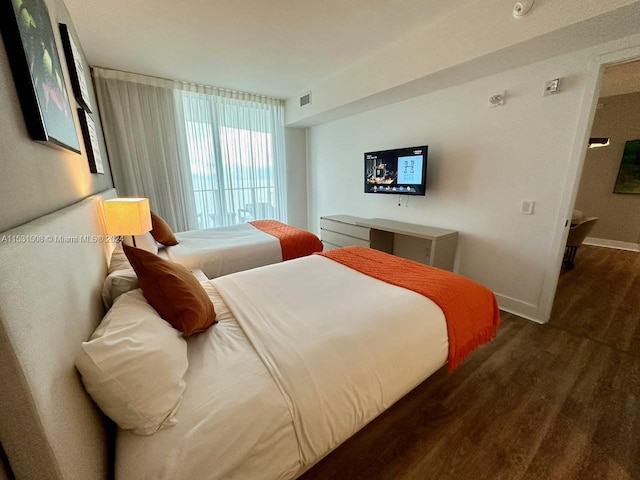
xmin=0 ymin=190 xmax=497 ymax=480
xmin=116 ymin=256 xmax=448 ymax=479
xmin=159 ymin=223 xmax=282 ymax=278
xmin=103 ymin=221 xmax=323 ymax=308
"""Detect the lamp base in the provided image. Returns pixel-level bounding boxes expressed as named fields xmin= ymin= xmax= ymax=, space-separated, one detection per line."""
xmin=121 ymin=235 xmax=137 ymax=248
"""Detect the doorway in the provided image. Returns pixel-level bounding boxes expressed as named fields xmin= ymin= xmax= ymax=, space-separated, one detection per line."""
xmin=570 ymin=59 xmax=640 ymax=258
xmin=545 ymin=56 xmax=640 ymax=327
xmin=540 ymin=44 xmax=640 ymax=322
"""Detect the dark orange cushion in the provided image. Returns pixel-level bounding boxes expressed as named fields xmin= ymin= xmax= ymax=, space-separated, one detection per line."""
xmin=150 ymin=211 xmax=179 ymax=246
xmin=122 ymin=244 xmax=216 ymax=336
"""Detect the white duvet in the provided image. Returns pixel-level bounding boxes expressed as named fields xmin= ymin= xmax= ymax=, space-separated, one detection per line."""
xmin=159 ymin=223 xmax=282 ymax=279
xmin=116 ymin=255 xmax=448 ymax=480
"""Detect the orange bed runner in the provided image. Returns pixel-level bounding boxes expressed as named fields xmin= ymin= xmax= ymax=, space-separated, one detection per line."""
xmin=319 ymin=246 xmax=500 ymax=371
xmin=250 ymin=220 xmax=323 ymax=261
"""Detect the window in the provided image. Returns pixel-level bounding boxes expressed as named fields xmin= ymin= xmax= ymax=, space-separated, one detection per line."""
xmin=178 ymin=90 xmax=286 ymax=229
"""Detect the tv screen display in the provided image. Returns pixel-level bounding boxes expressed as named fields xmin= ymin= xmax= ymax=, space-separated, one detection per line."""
xmin=364 ymin=145 xmax=428 ymax=195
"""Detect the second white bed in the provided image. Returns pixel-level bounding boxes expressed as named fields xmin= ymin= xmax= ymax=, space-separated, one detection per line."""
xmin=159 ymin=223 xmax=282 ymax=278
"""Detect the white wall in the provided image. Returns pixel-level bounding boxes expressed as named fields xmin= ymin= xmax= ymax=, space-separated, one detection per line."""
xmin=284 ymin=128 xmax=308 ymax=229
xmin=307 ymin=46 xmax=611 ymax=322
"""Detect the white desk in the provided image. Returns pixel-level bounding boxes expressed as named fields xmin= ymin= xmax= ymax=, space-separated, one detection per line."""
xmin=320 ymin=215 xmax=458 ymax=271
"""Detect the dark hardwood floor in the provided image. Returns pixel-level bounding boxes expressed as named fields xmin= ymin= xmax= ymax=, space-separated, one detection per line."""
xmin=302 ymin=245 xmax=640 ymax=480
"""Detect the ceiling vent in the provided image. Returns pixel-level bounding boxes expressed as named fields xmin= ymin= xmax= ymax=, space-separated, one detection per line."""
xmin=300 ymin=92 xmax=312 ymax=107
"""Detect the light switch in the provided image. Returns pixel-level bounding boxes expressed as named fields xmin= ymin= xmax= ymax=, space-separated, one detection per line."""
xmin=521 ymin=200 xmax=535 ymax=215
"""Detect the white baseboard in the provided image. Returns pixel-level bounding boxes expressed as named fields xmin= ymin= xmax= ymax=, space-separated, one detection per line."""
xmin=583 ymin=237 xmax=640 ymax=252
xmin=494 ymin=293 xmax=545 ymax=324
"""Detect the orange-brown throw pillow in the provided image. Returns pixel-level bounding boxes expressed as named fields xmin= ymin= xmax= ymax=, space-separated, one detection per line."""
xmin=122 ymin=244 xmax=216 ymax=336
xmin=150 ymin=211 xmax=179 ymax=246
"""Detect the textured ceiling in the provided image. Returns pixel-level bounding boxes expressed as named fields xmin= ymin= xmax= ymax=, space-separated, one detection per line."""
xmin=64 ymin=0 xmax=470 ymax=99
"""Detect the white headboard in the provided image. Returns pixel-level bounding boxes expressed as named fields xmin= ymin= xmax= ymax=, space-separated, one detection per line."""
xmin=0 ymin=189 xmax=117 ymax=479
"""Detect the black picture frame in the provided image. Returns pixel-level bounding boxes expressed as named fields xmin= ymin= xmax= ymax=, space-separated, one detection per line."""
xmin=77 ymin=108 xmax=104 ymax=174
xmin=613 ymin=139 xmax=640 ymax=194
xmin=0 ymin=0 xmax=80 ymax=153
xmin=59 ymin=23 xmax=92 ymax=113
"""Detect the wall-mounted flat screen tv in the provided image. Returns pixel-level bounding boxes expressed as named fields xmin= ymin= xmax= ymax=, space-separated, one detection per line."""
xmin=364 ymin=145 xmax=428 ymax=195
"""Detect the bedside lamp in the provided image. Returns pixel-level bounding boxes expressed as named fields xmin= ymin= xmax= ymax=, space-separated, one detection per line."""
xmin=103 ymin=198 xmax=152 ymax=247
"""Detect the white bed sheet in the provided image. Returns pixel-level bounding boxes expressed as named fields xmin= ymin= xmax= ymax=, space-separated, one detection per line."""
xmin=116 ymin=255 xmax=448 ymax=480
xmin=159 ymin=223 xmax=282 ymax=278
xmin=116 ymin=282 xmax=301 ymax=480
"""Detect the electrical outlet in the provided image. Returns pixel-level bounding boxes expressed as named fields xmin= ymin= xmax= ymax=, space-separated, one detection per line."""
xmin=521 ymin=200 xmax=535 ymax=215
xmin=544 ymin=79 xmax=560 ymax=96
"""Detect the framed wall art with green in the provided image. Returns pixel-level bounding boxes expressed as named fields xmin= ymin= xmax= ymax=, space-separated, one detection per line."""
xmin=613 ymin=139 xmax=640 ymax=194
xmin=0 ymin=0 xmax=80 ymax=153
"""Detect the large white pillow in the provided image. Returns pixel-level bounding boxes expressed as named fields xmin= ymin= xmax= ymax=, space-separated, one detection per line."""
xmin=102 ymin=243 xmax=139 ymax=308
xmin=76 ymin=290 xmax=188 ymax=435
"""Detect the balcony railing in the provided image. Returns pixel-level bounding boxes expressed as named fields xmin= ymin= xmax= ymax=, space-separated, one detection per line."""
xmin=193 ymin=186 xmax=276 ymax=228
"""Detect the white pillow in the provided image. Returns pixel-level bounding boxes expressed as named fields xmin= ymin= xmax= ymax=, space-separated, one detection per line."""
xmin=76 ymin=290 xmax=188 ymax=435
xmin=102 ymin=244 xmax=139 ymax=308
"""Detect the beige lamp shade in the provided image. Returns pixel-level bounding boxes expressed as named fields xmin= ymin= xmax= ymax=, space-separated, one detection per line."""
xmin=103 ymin=198 xmax=152 ymax=236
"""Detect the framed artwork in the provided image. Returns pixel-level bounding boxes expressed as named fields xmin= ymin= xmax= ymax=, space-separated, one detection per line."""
xmin=0 ymin=0 xmax=80 ymax=153
xmin=77 ymin=109 xmax=104 ymax=174
xmin=59 ymin=23 xmax=92 ymax=113
xmin=613 ymin=139 xmax=640 ymax=194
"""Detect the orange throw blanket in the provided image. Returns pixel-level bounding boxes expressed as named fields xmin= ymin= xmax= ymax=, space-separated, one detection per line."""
xmin=319 ymin=246 xmax=500 ymax=371
xmin=250 ymin=220 xmax=323 ymax=261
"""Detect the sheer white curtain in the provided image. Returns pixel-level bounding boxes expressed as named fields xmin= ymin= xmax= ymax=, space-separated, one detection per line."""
xmin=93 ymin=67 xmax=287 ymax=231
xmin=176 ymin=85 xmax=287 ymax=228
xmin=93 ymin=68 xmax=199 ymax=231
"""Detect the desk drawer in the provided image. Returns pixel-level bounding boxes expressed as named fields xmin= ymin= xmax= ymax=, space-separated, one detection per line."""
xmin=320 ymin=218 xmax=370 ymax=241
xmin=321 ymin=229 xmax=370 ymax=248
